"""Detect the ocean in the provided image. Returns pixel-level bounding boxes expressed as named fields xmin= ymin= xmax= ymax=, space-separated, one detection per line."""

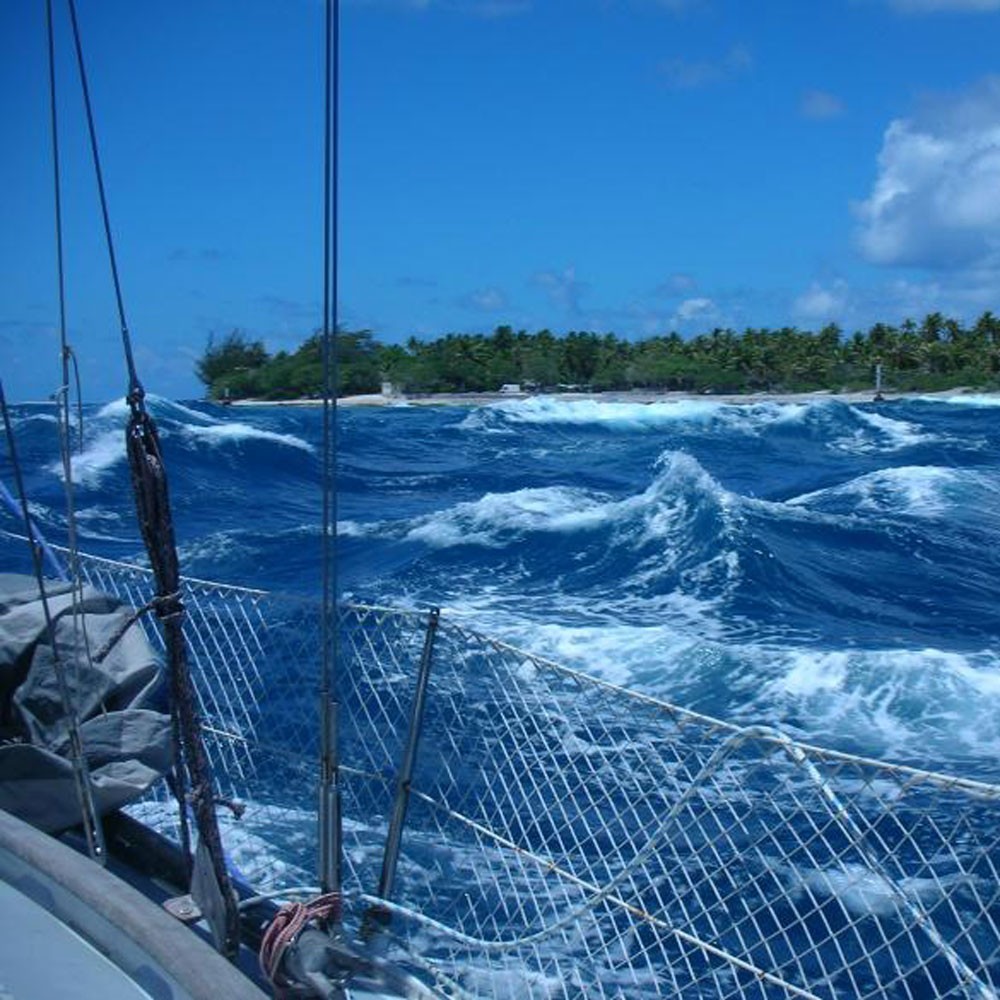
xmin=4 ymin=391 xmax=1000 ymax=782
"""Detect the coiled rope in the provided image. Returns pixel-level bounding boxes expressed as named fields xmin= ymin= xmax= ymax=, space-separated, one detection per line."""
xmin=259 ymin=893 xmax=342 ymax=993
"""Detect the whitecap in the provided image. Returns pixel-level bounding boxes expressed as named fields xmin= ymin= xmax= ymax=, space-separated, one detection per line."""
xmin=404 ymin=486 xmax=610 ymax=548
xmin=179 ymin=421 xmax=314 ymax=452
xmin=472 ymin=395 xmax=823 ymax=436
xmin=916 ymin=393 xmax=1000 ymax=407
xmin=788 ymin=466 xmax=961 ymax=519
xmin=49 ymin=429 xmax=126 ymax=487
xmin=755 ymin=646 xmax=1000 ymax=761
xmin=833 ymin=408 xmax=936 ymax=454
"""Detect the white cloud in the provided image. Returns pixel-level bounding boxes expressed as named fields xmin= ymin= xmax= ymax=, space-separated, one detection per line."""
xmin=888 ymin=0 xmax=1000 ymax=12
xmin=800 ymin=90 xmax=845 ymax=120
xmin=793 ymin=281 xmax=850 ymax=322
xmin=672 ymin=297 xmax=718 ymax=325
xmin=856 ymin=77 xmax=1000 ymax=270
xmin=658 ymin=44 xmax=752 ymax=90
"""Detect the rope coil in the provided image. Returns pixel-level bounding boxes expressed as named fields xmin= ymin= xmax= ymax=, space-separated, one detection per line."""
xmin=259 ymin=893 xmax=342 ymax=992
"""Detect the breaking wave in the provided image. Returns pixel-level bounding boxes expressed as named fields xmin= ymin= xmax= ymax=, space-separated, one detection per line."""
xmin=4 ymin=392 xmax=1000 ymax=776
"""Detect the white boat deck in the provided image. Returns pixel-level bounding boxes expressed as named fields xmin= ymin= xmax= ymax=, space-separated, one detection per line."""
xmin=0 ymin=809 xmax=268 ymax=1000
xmin=0 ymin=877 xmax=157 ymax=999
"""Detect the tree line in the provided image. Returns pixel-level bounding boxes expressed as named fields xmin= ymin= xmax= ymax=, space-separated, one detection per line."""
xmin=195 ymin=312 xmax=1000 ymax=400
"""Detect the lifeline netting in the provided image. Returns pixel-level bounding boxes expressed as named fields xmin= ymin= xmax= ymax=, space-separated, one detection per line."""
xmin=4 ymin=531 xmax=999 ymax=999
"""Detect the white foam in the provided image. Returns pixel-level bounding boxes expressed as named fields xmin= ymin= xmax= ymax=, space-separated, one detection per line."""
xmin=50 ymin=429 xmax=126 ymax=487
xmin=337 ymin=519 xmax=377 ymax=538
xmin=916 ymin=393 xmax=1000 ymax=407
xmin=73 ymin=506 xmax=129 ymax=541
xmin=757 ymin=646 xmax=1000 ymax=760
xmin=472 ymin=395 xmax=825 ymax=434
xmin=159 ymin=398 xmax=222 ymax=425
xmin=179 ymin=421 xmax=314 ymax=452
xmin=96 ymin=397 xmax=129 ymax=419
xmin=405 ymin=486 xmax=610 ymax=548
xmin=796 ymin=863 xmax=946 ymax=918
xmin=490 ymin=396 xmax=726 ymax=428
xmin=12 ymin=412 xmax=58 ymax=426
xmin=789 ymin=466 xmax=961 ymax=518
xmin=833 ymin=409 xmax=936 ymax=454
xmin=176 ymin=531 xmax=243 ymax=568
xmin=462 ymin=965 xmax=563 ymax=1000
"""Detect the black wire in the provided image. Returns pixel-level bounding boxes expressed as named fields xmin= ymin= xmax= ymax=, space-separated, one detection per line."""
xmin=66 ymin=0 xmax=142 ymax=403
xmin=320 ymin=0 xmax=343 ymax=900
xmin=61 ymin=0 xmax=236 ymax=947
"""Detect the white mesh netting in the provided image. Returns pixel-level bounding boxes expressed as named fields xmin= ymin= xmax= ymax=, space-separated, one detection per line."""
xmin=4 ymin=532 xmax=1000 ymax=999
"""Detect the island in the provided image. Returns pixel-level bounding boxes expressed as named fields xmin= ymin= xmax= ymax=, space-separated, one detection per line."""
xmin=196 ymin=313 xmax=1000 ymax=402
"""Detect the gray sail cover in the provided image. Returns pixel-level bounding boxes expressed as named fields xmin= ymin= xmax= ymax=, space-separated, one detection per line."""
xmin=0 ymin=574 xmax=171 ymax=832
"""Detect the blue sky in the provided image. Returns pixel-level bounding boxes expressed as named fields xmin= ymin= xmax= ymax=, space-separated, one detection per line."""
xmin=2 ymin=0 xmax=1000 ymax=401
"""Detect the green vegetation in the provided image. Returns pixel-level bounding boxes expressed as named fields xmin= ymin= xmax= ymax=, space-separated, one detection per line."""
xmin=196 ymin=312 xmax=1000 ymax=400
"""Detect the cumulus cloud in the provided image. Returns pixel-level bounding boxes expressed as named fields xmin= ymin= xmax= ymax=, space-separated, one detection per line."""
xmin=856 ymin=77 xmax=1000 ymax=270
xmin=658 ymin=44 xmax=752 ymax=90
xmin=671 ymin=296 xmax=718 ymax=326
xmin=800 ymin=90 xmax=845 ymax=120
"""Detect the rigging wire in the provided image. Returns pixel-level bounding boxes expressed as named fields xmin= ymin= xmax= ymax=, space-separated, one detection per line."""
xmin=0 ymin=380 xmax=105 ymax=863
xmin=318 ymin=0 xmax=344 ymax=907
xmin=47 ymin=0 xmax=97 ymax=765
xmin=65 ymin=0 xmax=141 ymax=402
xmin=46 ymin=0 xmax=84 ymax=451
xmin=63 ymin=0 xmax=239 ymax=956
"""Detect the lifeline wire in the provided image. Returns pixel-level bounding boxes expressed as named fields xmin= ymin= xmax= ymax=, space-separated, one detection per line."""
xmin=46 ymin=0 xmax=83 ymax=450
xmin=47 ymin=0 xmax=96 ymax=742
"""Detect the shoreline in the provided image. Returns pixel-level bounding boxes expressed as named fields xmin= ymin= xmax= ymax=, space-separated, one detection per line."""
xmin=225 ymin=386 xmax=993 ymax=408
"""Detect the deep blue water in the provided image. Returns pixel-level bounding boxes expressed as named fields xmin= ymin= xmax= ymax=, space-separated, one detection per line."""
xmin=4 ymin=392 xmax=1000 ymax=778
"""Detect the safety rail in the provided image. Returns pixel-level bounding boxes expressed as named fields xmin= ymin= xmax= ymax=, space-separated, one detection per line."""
xmin=3 ymin=529 xmax=1000 ymax=998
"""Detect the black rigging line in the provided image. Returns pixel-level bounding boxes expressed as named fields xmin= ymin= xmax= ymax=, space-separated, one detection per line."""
xmin=66 ymin=0 xmax=141 ymax=402
xmin=63 ymin=0 xmax=239 ymax=956
xmin=47 ymin=0 xmax=98 ymax=818
xmin=319 ymin=0 xmax=344 ymax=906
xmin=46 ymin=0 xmax=84 ymax=452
